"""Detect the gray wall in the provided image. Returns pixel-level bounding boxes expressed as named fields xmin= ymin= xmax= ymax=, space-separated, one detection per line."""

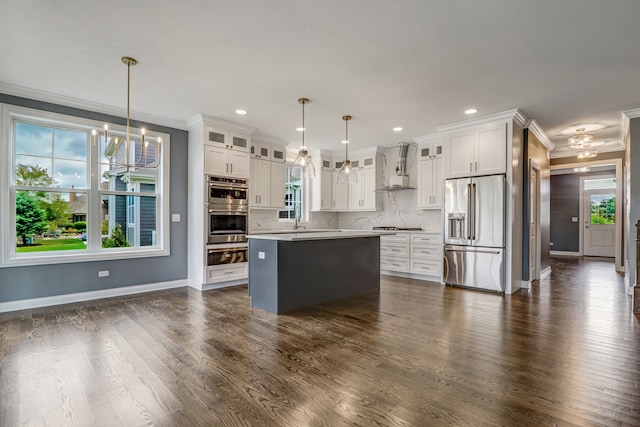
xmin=0 ymin=93 xmax=188 ymax=303
xmin=550 ymin=174 xmax=581 ymax=252
xmin=626 ymin=118 xmax=640 ymax=286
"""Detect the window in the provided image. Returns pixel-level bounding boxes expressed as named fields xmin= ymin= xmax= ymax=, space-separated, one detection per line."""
xmin=2 ymin=104 xmax=170 ymax=266
xmin=279 ymin=164 xmax=306 ymax=221
xmin=584 ymin=177 xmax=616 ymax=225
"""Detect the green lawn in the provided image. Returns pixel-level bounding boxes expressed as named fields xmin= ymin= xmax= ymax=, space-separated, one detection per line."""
xmin=16 ymin=238 xmax=86 ymax=252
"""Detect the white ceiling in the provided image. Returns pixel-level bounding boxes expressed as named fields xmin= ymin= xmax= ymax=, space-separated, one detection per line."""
xmin=2 ymin=1 xmax=640 ymax=158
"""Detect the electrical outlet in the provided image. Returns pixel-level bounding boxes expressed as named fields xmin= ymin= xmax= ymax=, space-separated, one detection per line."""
xmin=258 ymin=251 xmax=266 ymax=259
xmin=98 ymin=270 xmax=109 ymax=278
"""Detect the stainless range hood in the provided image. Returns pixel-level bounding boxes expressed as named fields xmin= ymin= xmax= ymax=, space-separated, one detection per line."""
xmin=375 ymin=142 xmax=416 ymax=192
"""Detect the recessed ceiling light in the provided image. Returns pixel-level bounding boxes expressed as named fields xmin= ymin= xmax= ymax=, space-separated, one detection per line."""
xmin=235 ymin=109 xmax=247 ymax=115
xmin=341 ymin=139 xmax=349 ymax=144
xmin=296 ymin=127 xmax=305 ymax=132
xmin=464 ymin=108 xmax=478 ymax=115
xmin=393 ymin=127 xmax=403 ymax=132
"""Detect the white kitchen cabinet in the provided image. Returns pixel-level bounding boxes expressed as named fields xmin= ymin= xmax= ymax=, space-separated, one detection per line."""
xmin=380 ymin=235 xmax=410 ymax=273
xmin=349 ymin=167 xmax=378 ymax=210
xmin=187 ymin=114 xmax=256 ymax=291
xmin=249 ymin=141 xmax=287 ymax=209
xmin=311 ymin=155 xmax=333 ymax=211
xmin=332 ymin=169 xmax=349 ymax=211
xmin=417 ymin=158 xmax=443 ymax=209
xmin=249 ymin=157 xmax=271 ymax=207
xmin=444 ymin=121 xmax=506 ymax=178
xmin=205 ymin=143 xmax=249 ymax=178
xmin=380 ymin=232 xmax=442 ymax=281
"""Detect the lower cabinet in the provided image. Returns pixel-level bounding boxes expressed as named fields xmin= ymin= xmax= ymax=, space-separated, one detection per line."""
xmin=206 ymin=263 xmax=248 ymax=284
xmin=380 ymin=232 xmax=443 ymax=281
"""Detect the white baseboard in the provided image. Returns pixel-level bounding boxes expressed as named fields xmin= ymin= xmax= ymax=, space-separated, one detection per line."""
xmin=0 ymin=279 xmax=189 ymax=313
xmin=540 ymin=267 xmax=552 ymax=280
xmin=550 ymin=250 xmax=582 ymax=257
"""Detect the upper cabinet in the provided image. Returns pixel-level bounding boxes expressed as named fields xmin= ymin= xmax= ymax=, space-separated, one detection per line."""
xmin=249 ymin=139 xmax=287 ymax=209
xmin=416 ymin=137 xmax=443 ymax=209
xmin=204 ymin=126 xmax=250 ymax=178
xmin=443 ymin=121 xmax=507 ymax=178
xmin=348 ymin=152 xmax=381 ymax=211
xmin=311 ymin=154 xmax=333 ymax=211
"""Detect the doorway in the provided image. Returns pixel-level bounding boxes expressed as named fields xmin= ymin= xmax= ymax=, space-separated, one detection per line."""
xmin=581 ymin=175 xmax=616 ymax=258
xmin=530 ymin=161 xmax=540 ymax=281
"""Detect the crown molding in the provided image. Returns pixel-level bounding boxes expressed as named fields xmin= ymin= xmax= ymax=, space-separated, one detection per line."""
xmin=186 ymin=113 xmax=256 ymax=135
xmin=412 ymin=133 xmax=441 ymax=145
xmin=524 ymin=119 xmax=555 ymax=152
xmin=620 ymin=107 xmax=640 ymax=150
xmin=251 ymin=132 xmax=291 ymax=147
xmin=436 ymin=108 xmax=527 ymax=133
xmin=0 ymin=82 xmax=187 ymax=130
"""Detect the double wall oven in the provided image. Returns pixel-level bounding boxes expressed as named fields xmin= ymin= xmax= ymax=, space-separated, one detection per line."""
xmin=205 ymin=176 xmax=249 ymax=281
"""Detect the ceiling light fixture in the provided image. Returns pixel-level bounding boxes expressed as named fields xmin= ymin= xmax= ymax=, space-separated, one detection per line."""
xmin=573 ymin=166 xmax=591 ymax=172
xmin=101 ymin=57 xmax=161 ymax=171
xmin=464 ymin=108 xmax=478 ymax=115
xmin=568 ymin=127 xmax=598 ymax=159
xmin=235 ymin=109 xmax=247 ymax=115
xmin=293 ymin=97 xmax=316 ymax=177
xmin=337 ymin=115 xmax=357 ymax=184
xmin=568 ymin=128 xmax=594 ymax=148
xmin=577 ymin=146 xmax=598 ymax=159
xmin=393 ymin=127 xmax=403 ymax=132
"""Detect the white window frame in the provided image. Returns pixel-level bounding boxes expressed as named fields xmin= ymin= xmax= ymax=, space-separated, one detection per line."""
xmin=0 ymin=104 xmax=170 ymax=267
xmin=279 ymin=162 xmax=310 ymax=225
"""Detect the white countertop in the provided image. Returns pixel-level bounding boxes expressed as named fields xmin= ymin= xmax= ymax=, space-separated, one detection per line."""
xmin=248 ymin=230 xmax=396 ymax=241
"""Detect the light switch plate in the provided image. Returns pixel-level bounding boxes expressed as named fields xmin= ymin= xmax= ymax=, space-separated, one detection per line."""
xmin=258 ymin=251 xmax=265 ymax=259
xmin=172 ymin=214 xmax=180 ymax=222
xmin=571 ymin=217 xmax=578 ymax=223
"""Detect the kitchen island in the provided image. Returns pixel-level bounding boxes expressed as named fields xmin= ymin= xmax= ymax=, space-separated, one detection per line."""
xmin=248 ymin=231 xmax=388 ymax=314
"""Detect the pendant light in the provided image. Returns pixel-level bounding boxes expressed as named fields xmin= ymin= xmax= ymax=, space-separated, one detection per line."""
xmin=336 ymin=115 xmax=357 ymax=184
xmin=100 ymin=56 xmax=161 ymax=171
xmin=293 ymin=97 xmax=316 ymax=177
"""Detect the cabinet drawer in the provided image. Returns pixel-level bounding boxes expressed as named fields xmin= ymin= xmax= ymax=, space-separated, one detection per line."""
xmin=411 ymin=234 xmax=442 ymax=245
xmin=380 ymin=244 xmax=409 ymax=257
xmin=380 ymin=257 xmax=409 ymax=273
xmin=206 ymin=263 xmax=248 ymax=284
xmin=410 ymin=244 xmax=442 ymax=260
xmin=410 ymin=260 xmax=442 ymax=276
xmin=381 ymin=234 xmax=410 ymax=244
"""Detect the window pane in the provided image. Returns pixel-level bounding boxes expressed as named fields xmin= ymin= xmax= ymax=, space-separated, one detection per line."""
xmin=101 ymin=194 xmax=157 ymax=248
xmin=15 ymin=190 xmax=88 ymax=253
xmin=16 ymin=156 xmax=54 ymax=186
xmin=590 ymin=194 xmax=615 ymax=225
xmin=53 ymin=158 xmax=88 ymax=189
xmin=54 ymin=128 xmax=87 ymax=160
xmin=279 ymin=165 xmax=304 ymax=220
xmin=15 ymin=122 xmax=53 ymax=157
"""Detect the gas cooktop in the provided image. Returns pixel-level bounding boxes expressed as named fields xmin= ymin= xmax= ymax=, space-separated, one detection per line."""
xmin=372 ymin=226 xmax=423 ymax=231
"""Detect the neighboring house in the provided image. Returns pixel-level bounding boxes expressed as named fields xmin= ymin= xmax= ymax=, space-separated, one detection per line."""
xmin=102 ymin=137 xmax=158 ymax=246
xmin=68 ymin=192 xmax=86 ymax=223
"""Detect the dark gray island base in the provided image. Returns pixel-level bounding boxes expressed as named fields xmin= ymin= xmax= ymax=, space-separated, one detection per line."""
xmin=248 ymin=232 xmax=382 ymax=314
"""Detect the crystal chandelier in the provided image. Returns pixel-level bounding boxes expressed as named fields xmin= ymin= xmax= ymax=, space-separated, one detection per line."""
xmin=99 ymin=56 xmax=161 ymax=171
xmin=293 ymin=97 xmax=316 ymax=177
xmin=568 ymin=127 xmax=597 ymax=159
xmin=336 ymin=115 xmax=357 ymax=184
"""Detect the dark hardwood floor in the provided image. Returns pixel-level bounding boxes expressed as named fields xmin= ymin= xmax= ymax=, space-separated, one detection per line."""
xmin=1 ymin=257 xmax=639 ymax=426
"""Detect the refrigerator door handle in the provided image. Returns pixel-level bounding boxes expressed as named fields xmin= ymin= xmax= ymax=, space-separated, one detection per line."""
xmin=444 ymin=248 xmax=501 ymax=255
xmin=471 ymin=183 xmax=477 ymax=240
xmin=466 ymin=183 xmax=472 ymax=239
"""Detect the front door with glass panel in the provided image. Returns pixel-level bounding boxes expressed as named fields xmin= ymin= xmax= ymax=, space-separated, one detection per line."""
xmin=583 ymin=177 xmax=615 ymax=257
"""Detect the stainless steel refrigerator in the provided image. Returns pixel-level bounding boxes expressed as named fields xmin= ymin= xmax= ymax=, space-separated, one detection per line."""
xmin=443 ymin=174 xmax=505 ymax=292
